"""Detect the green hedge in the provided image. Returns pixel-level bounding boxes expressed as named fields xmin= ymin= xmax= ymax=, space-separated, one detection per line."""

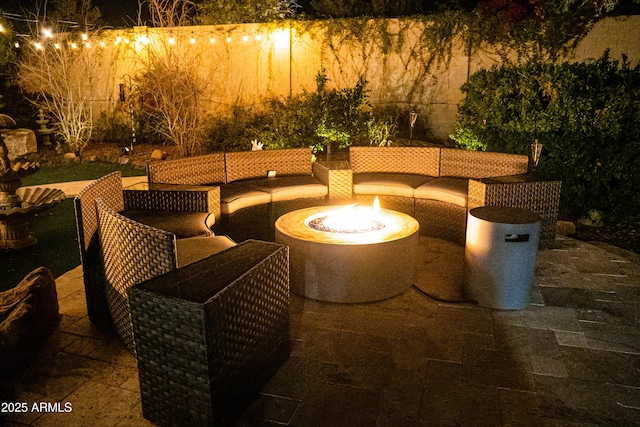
xmin=451 ymin=52 xmax=640 ymax=221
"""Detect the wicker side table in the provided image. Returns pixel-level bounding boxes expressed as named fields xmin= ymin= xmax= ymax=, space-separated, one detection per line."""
xmin=468 ymin=175 xmax=561 ymax=249
xmin=124 ymin=182 xmax=221 ymax=220
xmin=128 ymin=240 xmax=290 ymax=426
xmin=312 ymin=160 xmax=352 ymax=203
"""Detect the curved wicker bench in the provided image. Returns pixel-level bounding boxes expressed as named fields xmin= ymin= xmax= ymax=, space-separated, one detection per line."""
xmin=95 ymin=199 xmax=235 ymax=353
xmin=350 ymin=146 xmax=560 ymax=247
xmin=146 ymin=146 xmax=561 ymax=248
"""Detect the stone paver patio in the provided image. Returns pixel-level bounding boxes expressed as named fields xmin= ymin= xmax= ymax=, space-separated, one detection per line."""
xmin=2 ymin=231 xmax=639 ymax=426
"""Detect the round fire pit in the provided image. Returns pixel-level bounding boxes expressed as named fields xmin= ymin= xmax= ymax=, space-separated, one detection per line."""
xmin=275 ymin=205 xmax=419 ymax=303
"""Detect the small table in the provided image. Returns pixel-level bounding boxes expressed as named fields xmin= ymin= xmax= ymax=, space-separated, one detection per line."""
xmin=312 ymin=161 xmax=353 ymax=203
xmin=464 ymin=206 xmax=540 ymax=310
xmin=275 ymin=205 xmax=419 ymax=303
xmin=468 ymin=174 xmax=561 ymax=248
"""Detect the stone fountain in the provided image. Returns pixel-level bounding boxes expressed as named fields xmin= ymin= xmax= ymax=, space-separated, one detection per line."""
xmin=0 ymin=114 xmax=65 ymax=250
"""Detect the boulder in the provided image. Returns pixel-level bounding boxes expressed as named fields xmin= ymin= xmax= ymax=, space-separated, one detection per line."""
xmin=1 ymin=129 xmax=38 ymax=159
xmin=150 ymin=149 xmax=166 ymax=160
xmin=0 ymin=267 xmax=60 ymax=380
xmin=556 ymin=220 xmax=576 ymax=236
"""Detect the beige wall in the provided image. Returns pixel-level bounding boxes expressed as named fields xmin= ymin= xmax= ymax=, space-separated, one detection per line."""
xmin=93 ymin=15 xmax=640 ymax=142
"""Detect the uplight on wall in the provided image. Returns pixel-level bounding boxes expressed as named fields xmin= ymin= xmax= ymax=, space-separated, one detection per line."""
xmin=271 ymin=28 xmax=289 ymax=48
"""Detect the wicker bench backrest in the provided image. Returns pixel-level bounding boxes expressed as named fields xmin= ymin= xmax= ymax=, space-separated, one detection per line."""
xmin=225 ymin=148 xmax=313 ymax=183
xmin=349 ymin=146 xmax=441 ymax=176
xmin=147 ymin=152 xmax=227 ymax=185
xmin=440 ymin=148 xmax=529 ymax=178
xmin=73 ymin=171 xmax=125 ymax=323
xmin=96 ymin=199 xmax=177 ymax=354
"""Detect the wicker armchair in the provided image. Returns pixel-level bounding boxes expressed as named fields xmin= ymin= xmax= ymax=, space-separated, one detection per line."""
xmin=74 ymin=171 xmax=223 ymax=324
xmin=128 ymin=239 xmax=290 ymax=426
xmin=96 ymin=200 xmax=235 ymax=354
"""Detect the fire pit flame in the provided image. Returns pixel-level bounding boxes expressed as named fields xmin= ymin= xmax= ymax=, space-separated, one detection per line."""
xmin=307 ymin=196 xmax=386 ymax=234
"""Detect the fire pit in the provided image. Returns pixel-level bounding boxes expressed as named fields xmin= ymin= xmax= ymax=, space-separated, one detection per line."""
xmin=275 ymin=200 xmax=419 ymax=303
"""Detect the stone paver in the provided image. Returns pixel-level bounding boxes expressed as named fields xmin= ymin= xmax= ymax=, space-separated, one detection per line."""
xmin=2 ymin=235 xmax=639 ymax=426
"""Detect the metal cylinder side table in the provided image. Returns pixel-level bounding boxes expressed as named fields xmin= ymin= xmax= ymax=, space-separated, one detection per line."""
xmin=464 ymin=206 xmax=540 ymax=310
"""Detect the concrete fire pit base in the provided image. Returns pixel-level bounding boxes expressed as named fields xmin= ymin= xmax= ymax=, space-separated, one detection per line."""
xmin=275 ymin=206 xmax=419 ymax=303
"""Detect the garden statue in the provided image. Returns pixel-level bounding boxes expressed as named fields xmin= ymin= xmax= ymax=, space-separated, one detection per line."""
xmin=0 ymin=114 xmax=65 ymax=249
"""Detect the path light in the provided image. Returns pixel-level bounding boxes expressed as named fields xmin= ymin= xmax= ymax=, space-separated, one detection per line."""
xmin=409 ymin=111 xmax=418 ymax=141
xmin=531 ymin=139 xmax=543 ymax=167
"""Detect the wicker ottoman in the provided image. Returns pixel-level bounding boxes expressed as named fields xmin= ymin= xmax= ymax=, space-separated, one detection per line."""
xmin=128 ymin=240 xmax=290 ymax=426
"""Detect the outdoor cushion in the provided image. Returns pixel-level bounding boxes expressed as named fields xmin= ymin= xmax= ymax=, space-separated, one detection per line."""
xmin=413 ymin=177 xmax=469 ymax=207
xmin=220 ymin=183 xmax=271 ymax=215
xmin=175 ymin=235 xmax=237 ymax=267
xmin=244 ymin=176 xmax=328 ymax=202
xmin=353 ymin=173 xmax=433 ymax=198
xmin=122 ymin=210 xmax=215 ymax=239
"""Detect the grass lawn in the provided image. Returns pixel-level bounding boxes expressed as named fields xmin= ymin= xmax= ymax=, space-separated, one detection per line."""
xmin=1 ymin=162 xmax=145 ymax=292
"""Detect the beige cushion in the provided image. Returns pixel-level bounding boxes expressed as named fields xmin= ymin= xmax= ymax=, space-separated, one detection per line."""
xmin=220 ymin=183 xmax=271 ymax=215
xmin=175 ymin=235 xmax=236 ymax=267
xmin=245 ymin=176 xmax=328 ymax=202
xmin=123 ymin=210 xmax=214 ymax=238
xmin=413 ymin=177 xmax=469 ymax=207
xmin=353 ymin=173 xmax=432 ymax=198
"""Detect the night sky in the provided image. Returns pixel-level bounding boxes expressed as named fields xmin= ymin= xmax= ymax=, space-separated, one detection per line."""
xmin=4 ymin=1 xmax=315 ymax=28
xmin=4 ymin=0 xmax=148 ymax=28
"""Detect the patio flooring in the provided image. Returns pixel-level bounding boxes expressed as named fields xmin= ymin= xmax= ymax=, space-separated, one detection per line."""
xmin=2 ymin=232 xmax=639 ymax=426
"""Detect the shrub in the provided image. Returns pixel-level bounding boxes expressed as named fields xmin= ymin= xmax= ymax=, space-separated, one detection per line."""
xmin=451 ymin=52 xmax=640 ymax=221
xmin=206 ymin=70 xmax=398 ymax=159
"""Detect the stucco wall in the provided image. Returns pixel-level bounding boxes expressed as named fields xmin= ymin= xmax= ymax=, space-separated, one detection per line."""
xmin=92 ymin=15 xmax=640 ymax=142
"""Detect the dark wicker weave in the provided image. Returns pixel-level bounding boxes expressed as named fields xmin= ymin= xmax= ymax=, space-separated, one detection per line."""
xmin=74 ymin=172 xmax=224 ymax=324
xmin=96 ymin=200 xmax=177 ymax=354
xmin=225 ymin=148 xmax=312 ymax=182
xmin=468 ymin=177 xmax=562 ymax=248
xmin=414 ymin=199 xmax=467 ymax=245
xmin=353 ymin=194 xmax=415 ymax=216
xmin=128 ymin=240 xmax=290 ymax=426
xmin=74 ymin=172 xmax=125 ymax=323
xmin=147 ymin=152 xmax=227 ymax=185
xmin=124 ymin=183 xmax=221 ymax=220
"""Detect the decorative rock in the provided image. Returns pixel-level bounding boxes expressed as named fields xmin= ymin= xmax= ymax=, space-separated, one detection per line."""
xmin=0 ymin=129 xmax=37 ymax=160
xmin=64 ymin=152 xmax=77 ymax=160
xmin=118 ymin=156 xmax=130 ymax=165
xmin=578 ymin=209 xmax=605 ymax=227
xmin=556 ymin=220 xmax=576 ymax=236
xmin=150 ymin=149 xmax=166 ymax=160
xmin=0 ymin=267 xmax=60 ymax=380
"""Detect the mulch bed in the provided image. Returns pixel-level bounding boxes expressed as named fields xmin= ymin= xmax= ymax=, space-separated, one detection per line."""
xmin=572 ymin=222 xmax=640 ymax=255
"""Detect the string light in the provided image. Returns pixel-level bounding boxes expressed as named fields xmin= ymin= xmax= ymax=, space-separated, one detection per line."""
xmin=0 ymin=25 xmax=4 ymax=33
xmin=10 ymin=26 xmax=290 ymax=51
